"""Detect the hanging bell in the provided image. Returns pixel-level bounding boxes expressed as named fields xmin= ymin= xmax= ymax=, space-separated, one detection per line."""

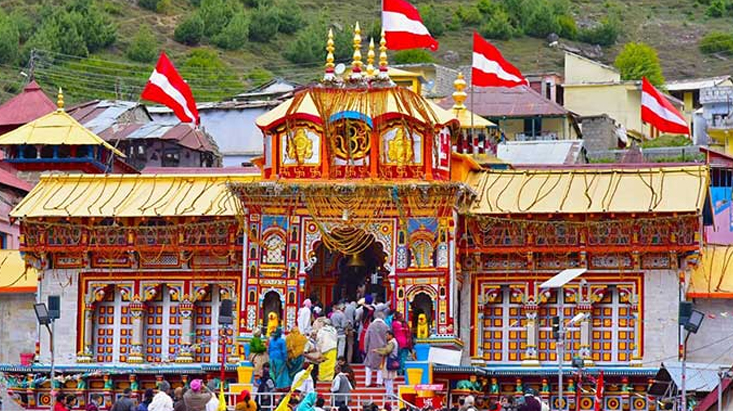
xmin=346 ymin=253 xmax=366 ymax=268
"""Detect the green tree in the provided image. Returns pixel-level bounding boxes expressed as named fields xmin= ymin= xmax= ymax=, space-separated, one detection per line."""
xmin=284 ymin=21 xmax=351 ymax=64
xmin=557 ymin=15 xmax=577 ymax=40
xmin=213 ymin=11 xmax=250 ymax=50
xmin=10 ymin=9 xmax=34 ymax=43
xmin=126 ymin=25 xmax=158 ymax=63
xmin=199 ymin=0 xmax=239 ymax=38
xmin=157 ymin=0 xmax=173 ymax=15
xmin=65 ymin=1 xmax=117 ymax=52
xmin=706 ymin=0 xmax=729 ymax=17
xmin=276 ymin=1 xmax=304 ymax=34
xmin=174 ymin=14 xmax=204 ymax=45
xmin=479 ymin=9 xmax=514 ymax=40
xmin=393 ymin=49 xmax=435 ymax=64
xmin=248 ymin=6 xmax=280 ymax=42
xmin=454 ymin=5 xmax=482 ymax=26
xmin=0 ymin=12 xmax=19 ymax=64
xmin=699 ymin=31 xmax=733 ymax=54
xmin=524 ymin=0 xmax=559 ymax=38
xmin=614 ymin=42 xmax=665 ymax=87
xmin=418 ymin=4 xmax=445 ymax=37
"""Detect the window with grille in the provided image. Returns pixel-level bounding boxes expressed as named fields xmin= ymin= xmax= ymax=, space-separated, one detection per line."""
xmin=591 ymin=287 xmax=635 ymax=363
xmin=480 ymin=287 xmax=527 ymax=362
xmin=194 ymin=286 xmax=221 ymax=363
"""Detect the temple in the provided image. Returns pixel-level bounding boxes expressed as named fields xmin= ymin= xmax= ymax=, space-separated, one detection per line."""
xmin=0 ymin=26 xmax=711 ymax=411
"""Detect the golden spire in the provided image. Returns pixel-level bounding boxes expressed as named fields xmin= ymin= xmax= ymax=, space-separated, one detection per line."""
xmin=351 ymin=22 xmax=363 ymax=77
xmin=452 ymin=73 xmax=467 ymax=111
xmin=366 ymin=38 xmax=376 ymax=77
xmin=378 ymin=29 xmax=389 ymax=78
xmin=56 ymin=88 xmax=64 ymax=111
xmin=324 ymin=28 xmax=336 ymax=82
xmin=326 ymin=28 xmax=335 ymax=72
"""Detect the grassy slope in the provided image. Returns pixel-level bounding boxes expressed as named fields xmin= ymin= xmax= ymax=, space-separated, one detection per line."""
xmin=1 ymin=0 xmax=733 ymax=102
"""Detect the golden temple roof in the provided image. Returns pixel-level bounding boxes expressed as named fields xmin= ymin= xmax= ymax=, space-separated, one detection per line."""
xmin=11 ymin=173 xmax=258 ymax=218
xmin=256 ymin=88 xmax=460 ymax=130
xmin=465 ymin=165 xmax=708 ymax=214
xmin=0 ymin=92 xmax=125 ymax=157
xmin=0 ymin=250 xmax=37 ymax=294
xmin=688 ymin=245 xmax=733 ymax=298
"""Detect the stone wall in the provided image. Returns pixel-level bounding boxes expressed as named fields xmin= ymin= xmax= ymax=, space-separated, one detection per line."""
xmin=37 ymin=270 xmax=80 ymax=364
xmin=642 ymin=269 xmax=681 ymax=366
xmin=0 ymin=293 xmax=37 ymax=364
xmin=686 ymin=299 xmax=733 ymax=364
xmin=580 ymin=115 xmax=618 ymax=154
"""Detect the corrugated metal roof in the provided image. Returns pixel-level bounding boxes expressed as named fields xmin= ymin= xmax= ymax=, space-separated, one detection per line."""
xmin=0 ymin=250 xmax=37 ymax=294
xmin=661 ymin=362 xmax=729 ymax=392
xmin=497 ymin=140 xmax=583 ymax=165
xmin=688 ymin=245 xmax=733 ymax=298
xmin=83 ymin=101 xmax=140 ymax=134
xmin=0 ymin=81 xmax=56 ymax=127
xmin=666 ymin=76 xmax=732 ymax=91
xmin=466 ymin=165 xmax=709 ymax=214
xmin=10 ymin=173 xmax=258 ymax=218
xmin=437 ymin=85 xmax=569 ymax=118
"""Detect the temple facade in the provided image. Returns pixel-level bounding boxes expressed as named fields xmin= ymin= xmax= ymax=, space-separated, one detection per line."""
xmin=0 ymin=27 xmax=711 ymax=411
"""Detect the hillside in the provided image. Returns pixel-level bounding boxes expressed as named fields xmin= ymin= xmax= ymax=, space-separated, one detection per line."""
xmin=0 ymin=0 xmax=732 ymax=103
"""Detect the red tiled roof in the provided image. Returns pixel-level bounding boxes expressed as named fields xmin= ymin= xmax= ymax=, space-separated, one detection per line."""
xmin=0 ymin=81 xmax=57 ymax=127
xmin=437 ymin=85 xmax=569 ymax=118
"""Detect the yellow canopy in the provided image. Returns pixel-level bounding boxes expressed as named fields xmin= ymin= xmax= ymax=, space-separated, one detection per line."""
xmin=466 ymin=165 xmax=708 ymax=214
xmin=256 ymin=89 xmax=459 ymax=129
xmin=453 ymin=108 xmax=495 ymax=129
xmin=0 ymin=109 xmax=125 ymax=157
xmin=11 ymin=173 xmax=259 ymax=218
xmin=0 ymin=250 xmax=37 ymax=294
xmin=688 ymin=245 xmax=733 ymax=298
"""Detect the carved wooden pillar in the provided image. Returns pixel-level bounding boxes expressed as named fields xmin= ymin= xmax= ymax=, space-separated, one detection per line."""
xmin=127 ymin=297 xmax=145 ymax=363
xmin=78 ymin=285 xmax=108 ymax=363
xmin=176 ymin=298 xmax=195 ymax=363
xmin=522 ymin=301 xmax=540 ymax=366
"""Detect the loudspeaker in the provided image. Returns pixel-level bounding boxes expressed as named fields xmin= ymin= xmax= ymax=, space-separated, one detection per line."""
xmin=219 ymin=299 xmax=233 ymax=325
xmin=679 ymin=301 xmax=692 ymax=326
xmin=48 ymin=295 xmax=60 ymax=320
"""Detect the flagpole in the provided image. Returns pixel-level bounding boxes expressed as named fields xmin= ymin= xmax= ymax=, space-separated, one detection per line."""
xmin=470 ymin=82 xmax=475 ymax=145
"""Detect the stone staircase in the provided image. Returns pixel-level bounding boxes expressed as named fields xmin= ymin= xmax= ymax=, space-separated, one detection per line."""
xmin=314 ymin=363 xmax=405 ymax=395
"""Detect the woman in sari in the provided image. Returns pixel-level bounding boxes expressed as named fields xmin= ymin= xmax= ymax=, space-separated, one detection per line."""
xmin=268 ymin=327 xmax=291 ymax=390
xmin=286 ymin=326 xmax=308 ymax=380
xmin=248 ymin=328 xmax=269 ymax=378
xmin=315 ymin=318 xmax=338 ymax=382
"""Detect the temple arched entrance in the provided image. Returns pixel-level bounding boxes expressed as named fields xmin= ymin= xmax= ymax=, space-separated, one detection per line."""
xmin=306 ymin=230 xmax=389 ymax=308
xmin=411 ymin=292 xmax=434 ymax=330
xmin=262 ymin=290 xmax=283 ymax=330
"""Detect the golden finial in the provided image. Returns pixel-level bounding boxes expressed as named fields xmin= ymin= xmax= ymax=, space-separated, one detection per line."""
xmin=366 ymin=38 xmax=376 ymax=77
xmin=378 ymin=29 xmax=389 ymax=75
xmin=325 ymin=28 xmax=335 ymax=73
xmin=351 ymin=22 xmax=363 ymax=76
xmin=452 ymin=73 xmax=467 ymax=111
xmin=57 ymin=88 xmax=64 ymax=111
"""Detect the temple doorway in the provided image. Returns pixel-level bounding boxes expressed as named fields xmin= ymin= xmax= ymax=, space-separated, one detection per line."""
xmin=307 ymin=232 xmax=389 ymax=309
xmin=411 ymin=292 xmax=434 ymax=329
xmin=262 ymin=291 xmax=282 ymax=330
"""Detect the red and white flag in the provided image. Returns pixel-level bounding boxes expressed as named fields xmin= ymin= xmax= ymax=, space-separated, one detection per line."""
xmin=594 ymin=370 xmax=604 ymax=411
xmin=641 ymin=77 xmax=689 ymax=135
xmin=141 ymin=52 xmax=199 ymax=124
xmin=471 ymin=32 xmax=526 ymax=88
xmin=382 ymin=0 xmax=439 ymax=51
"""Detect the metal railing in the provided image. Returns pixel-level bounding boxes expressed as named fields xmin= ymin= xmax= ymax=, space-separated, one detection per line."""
xmin=223 ymin=392 xmax=420 ymax=411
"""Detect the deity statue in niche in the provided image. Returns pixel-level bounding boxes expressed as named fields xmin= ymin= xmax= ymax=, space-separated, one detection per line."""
xmin=287 ymin=128 xmax=314 ymax=164
xmin=262 ymin=233 xmax=286 ymax=265
xmin=409 ymin=240 xmax=434 ymax=268
xmin=387 ymin=128 xmax=414 ymax=165
xmin=266 ymin=311 xmax=279 ymax=336
xmin=416 ymin=313 xmax=430 ymax=338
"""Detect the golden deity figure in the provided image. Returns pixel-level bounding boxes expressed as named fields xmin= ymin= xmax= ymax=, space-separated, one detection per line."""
xmin=387 ymin=127 xmax=414 ymax=165
xmin=266 ymin=311 xmax=280 ymax=337
xmin=416 ymin=313 xmax=430 ymax=339
xmin=287 ymin=128 xmax=314 ymax=164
